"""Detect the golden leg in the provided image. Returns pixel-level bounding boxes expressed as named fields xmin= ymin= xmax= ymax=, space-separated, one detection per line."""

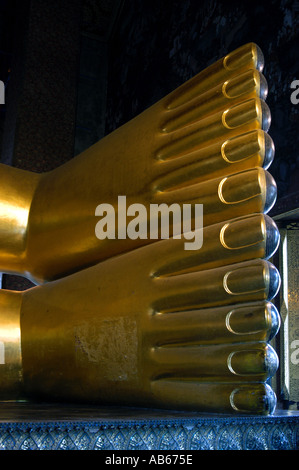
xmin=0 ymin=43 xmax=275 ymax=283
xmin=0 ymin=165 xmax=39 ymax=277
xmin=0 ymin=217 xmax=280 ymax=414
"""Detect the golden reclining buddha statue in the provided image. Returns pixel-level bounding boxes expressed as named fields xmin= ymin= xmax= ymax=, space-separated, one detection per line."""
xmin=0 ymin=43 xmax=281 ymax=414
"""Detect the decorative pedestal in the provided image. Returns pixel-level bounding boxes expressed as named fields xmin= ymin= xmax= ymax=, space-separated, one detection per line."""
xmin=0 ymin=403 xmax=297 ymax=450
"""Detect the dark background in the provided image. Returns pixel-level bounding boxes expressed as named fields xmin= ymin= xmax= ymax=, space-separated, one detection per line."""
xmin=0 ymin=0 xmax=298 ymax=291
xmin=105 ymin=0 xmax=299 ymax=203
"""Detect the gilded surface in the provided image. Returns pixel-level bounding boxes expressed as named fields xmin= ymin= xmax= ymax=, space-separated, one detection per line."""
xmin=0 ymin=43 xmax=282 ymax=414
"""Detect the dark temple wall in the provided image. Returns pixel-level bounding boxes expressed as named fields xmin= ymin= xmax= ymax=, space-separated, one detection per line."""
xmin=105 ymin=0 xmax=299 ymax=210
xmin=1 ymin=0 xmax=82 ymax=171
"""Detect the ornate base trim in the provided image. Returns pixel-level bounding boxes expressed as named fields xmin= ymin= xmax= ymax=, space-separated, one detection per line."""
xmin=0 ymin=403 xmax=297 ymax=450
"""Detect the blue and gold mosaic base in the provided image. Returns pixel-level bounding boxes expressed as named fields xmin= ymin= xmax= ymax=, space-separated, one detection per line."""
xmin=0 ymin=404 xmax=297 ymax=450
